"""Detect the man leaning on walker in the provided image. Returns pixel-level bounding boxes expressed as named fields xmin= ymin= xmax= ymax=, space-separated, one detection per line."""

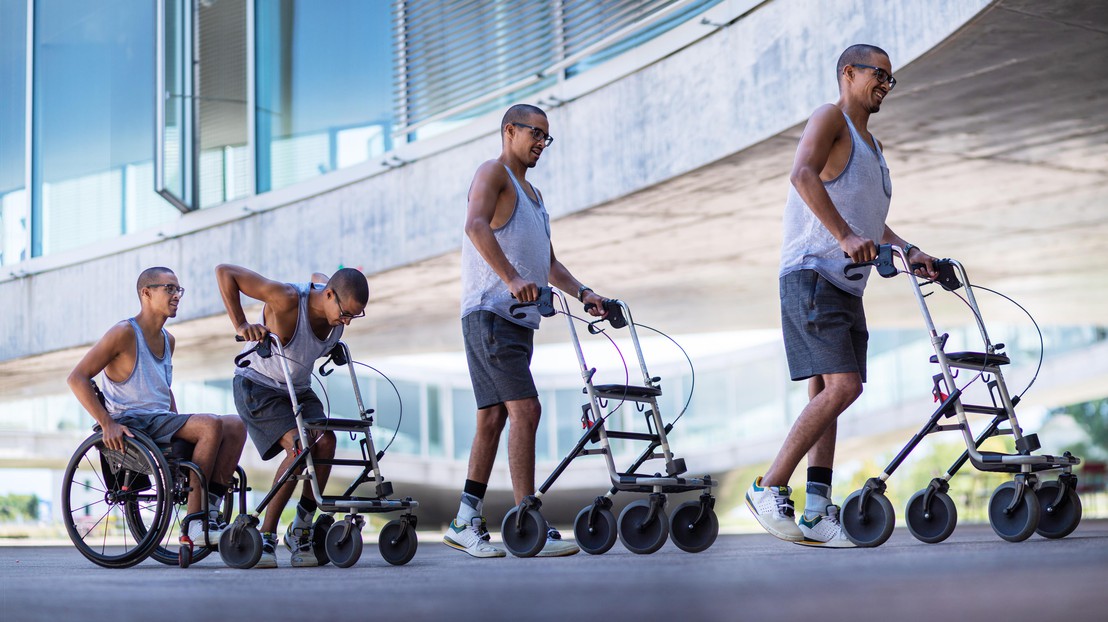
xmin=68 ymin=267 xmax=246 ymax=548
xmin=746 ymin=44 xmax=938 ymax=547
xmin=443 ymin=104 xmax=609 ymax=558
xmin=216 ymin=264 xmax=369 ymax=568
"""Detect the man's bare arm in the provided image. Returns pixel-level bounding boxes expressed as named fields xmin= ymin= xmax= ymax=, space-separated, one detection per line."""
xmin=66 ymin=324 xmax=134 ymax=451
xmin=881 ymin=225 xmax=937 ymax=278
xmin=215 ymin=264 xmax=297 ymax=340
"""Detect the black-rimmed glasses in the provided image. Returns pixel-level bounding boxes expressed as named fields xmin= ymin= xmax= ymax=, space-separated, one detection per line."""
xmin=852 ymin=64 xmax=896 ymax=89
xmin=147 ymin=284 xmax=185 ymax=296
xmin=512 ymin=123 xmax=554 ymax=147
xmin=333 ymin=291 xmax=365 ymax=320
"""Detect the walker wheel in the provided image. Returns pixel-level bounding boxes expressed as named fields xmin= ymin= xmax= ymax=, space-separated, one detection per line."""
xmin=988 ymin=481 xmax=1040 ymax=542
xmin=1034 ymin=480 xmax=1081 ymax=540
xmin=841 ymin=489 xmax=895 ymax=547
xmin=378 ymin=519 xmax=418 ymax=566
xmin=178 ymin=542 xmax=192 ymax=568
xmin=618 ymin=500 xmax=669 ymax=554
xmin=905 ymin=489 xmax=958 ymax=544
xmin=218 ymin=522 xmax=263 ymax=569
xmin=668 ymin=501 xmax=718 ymax=553
xmin=325 ymin=520 xmax=364 ymax=568
xmin=573 ymin=505 xmax=617 ymax=555
xmin=501 ymin=506 xmax=546 ymax=558
xmin=313 ymin=514 xmax=336 ymax=566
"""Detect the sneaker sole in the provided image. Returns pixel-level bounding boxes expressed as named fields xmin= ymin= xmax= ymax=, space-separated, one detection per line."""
xmin=442 ymin=536 xmax=506 ymax=558
xmin=253 ymin=557 xmax=277 ymax=569
xmin=745 ymin=493 xmax=805 ymax=542
xmin=795 ymin=538 xmax=857 ymax=548
xmin=535 ymin=545 xmax=580 ymax=558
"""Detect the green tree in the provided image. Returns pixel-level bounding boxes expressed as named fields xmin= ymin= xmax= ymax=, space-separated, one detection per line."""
xmin=1050 ymin=397 xmax=1108 ymax=460
xmin=0 ymin=494 xmax=39 ymax=522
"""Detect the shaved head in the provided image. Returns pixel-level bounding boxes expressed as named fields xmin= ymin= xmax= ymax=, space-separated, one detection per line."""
xmin=837 ymin=44 xmax=889 ymax=84
xmin=501 ymin=104 xmax=546 ymax=133
xmin=328 ymin=268 xmax=369 ymax=305
xmin=136 ymin=267 xmax=175 ymax=298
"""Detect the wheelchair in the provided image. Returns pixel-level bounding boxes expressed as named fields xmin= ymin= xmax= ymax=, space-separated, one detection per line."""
xmin=61 ymin=382 xmax=248 ymax=568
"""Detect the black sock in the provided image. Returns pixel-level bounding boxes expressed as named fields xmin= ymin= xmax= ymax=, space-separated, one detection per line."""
xmin=299 ymin=497 xmax=318 ymax=514
xmin=463 ymin=479 xmax=487 ymax=500
xmin=208 ymin=482 xmax=228 ymax=498
xmin=807 ymin=466 xmax=833 ymax=487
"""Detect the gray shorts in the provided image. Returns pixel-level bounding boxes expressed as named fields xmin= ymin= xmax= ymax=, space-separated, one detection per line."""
xmin=463 ymin=311 xmax=537 ymax=409
xmin=780 ymin=269 xmax=868 ymax=382
xmin=233 ymin=375 xmax=326 ymax=461
xmin=111 ymin=411 xmax=190 ymax=446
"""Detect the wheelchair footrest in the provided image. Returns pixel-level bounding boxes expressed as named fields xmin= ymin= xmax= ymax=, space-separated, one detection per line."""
xmin=304 ymin=418 xmax=371 ymax=432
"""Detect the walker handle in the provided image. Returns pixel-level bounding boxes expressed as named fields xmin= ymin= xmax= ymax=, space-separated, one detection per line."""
xmin=509 ymin=287 xmax=556 ymax=318
xmin=584 ymin=299 xmax=627 ymax=329
xmin=234 ymin=333 xmax=273 ymax=367
xmin=843 ymin=244 xmax=897 ymax=280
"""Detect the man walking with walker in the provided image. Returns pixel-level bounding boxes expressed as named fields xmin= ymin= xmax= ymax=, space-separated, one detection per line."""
xmin=746 ymin=45 xmax=937 ymax=546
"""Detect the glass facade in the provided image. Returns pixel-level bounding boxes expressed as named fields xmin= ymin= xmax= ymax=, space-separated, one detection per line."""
xmin=0 ymin=0 xmax=27 ymax=266
xmin=31 ymin=0 xmax=178 ymax=257
xmin=255 ymin=0 xmax=395 ymax=193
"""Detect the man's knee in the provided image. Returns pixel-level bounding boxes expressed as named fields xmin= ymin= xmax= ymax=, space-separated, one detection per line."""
xmin=476 ymin=406 xmax=508 ymax=435
xmin=824 ymin=374 xmax=863 ymax=406
xmin=312 ymin=431 xmax=336 ymax=456
xmin=179 ymin=413 xmax=222 ymax=442
xmin=220 ymin=415 xmax=247 ymax=444
xmin=507 ymin=399 xmax=541 ymax=432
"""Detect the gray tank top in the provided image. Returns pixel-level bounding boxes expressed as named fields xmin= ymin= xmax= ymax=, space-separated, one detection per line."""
xmin=101 ymin=318 xmax=174 ymax=417
xmin=460 ymin=164 xmax=552 ymax=329
xmin=235 ymin=283 xmax=344 ymax=391
xmin=779 ymin=110 xmax=892 ymax=296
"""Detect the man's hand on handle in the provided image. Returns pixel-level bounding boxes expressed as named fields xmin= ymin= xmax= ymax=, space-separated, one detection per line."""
xmin=236 ymin=322 xmax=269 ymax=342
xmin=582 ymin=290 xmax=608 ymax=318
xmin=508 ymin=276 xmax=539 ymax=303
xmin=840 ymin=233 xmax=877 ymax=263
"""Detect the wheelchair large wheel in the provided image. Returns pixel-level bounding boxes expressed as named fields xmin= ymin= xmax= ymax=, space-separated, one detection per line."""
xmin=669 ymin=500 xmax=719 ymax=553
xmin=618 ymin=500 xmax=669 ymax=554
xmin=325 ymin=519 xmax=364 ymax=568
xmin=573 ymin=504 xmax=617 ymax=555
xmin=378 ymin=519 xmax=418 ymax=566
xmin=988 ymin=481 xmax=1040 ymax=543
xmin=501 ymin=506 xmax=546 ymax=558
xmin=1035 ymin=480 xmax=1082 ymax=539
xmin=841 ymin=489 xmax=895 ymax=548
xmin=61 ymin=433 xmax=171 ymax=568
xmin=905 ymin=489 xmax=958 ymax=544
xmin=128 ymin=465 xmax=214 ymax=566
xmin=219 ymin=520 xmax=263 ymax=569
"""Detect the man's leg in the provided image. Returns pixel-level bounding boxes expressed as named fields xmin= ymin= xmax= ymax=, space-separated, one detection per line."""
xmin=260 ymin=429 xmax=304 ymax=535
xmin=443 ymin=404 xmax=509 ymax=557
xmin=503 ymin=397 xmax=540 ymax=504
xmin=763 ymin=372 xmax=861 ymax=487
xmin=173 ymin=414 xmax=222 ymax=515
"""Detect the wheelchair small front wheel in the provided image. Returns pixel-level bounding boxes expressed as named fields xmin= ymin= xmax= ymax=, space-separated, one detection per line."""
xmin=219 ymin=522 xmax=263 ymax=569
xmin=501 ymin=506 xmax=546 ymax=558
xmin=1035 ymin=480 xmax=1082 ymax=539
xmin=312 ymin=514 xmax=336 ymax=566
xmin=988 ymin=481 xmax=1040 ymax=543
xmin=841 ymin=489 xmax=895 ymax=547
xmin=378 ymin=519 xmax=418 ymax=566
xmin=905 ymin=489 xmax=957 ymax=544
xmin=669 ymin=500 xmax=718 ymax=553
xmin=325 ymin=519 xmax=364 ymax=568
xmin=618 ymin=500 xmax=669 ymax=554
xmin=573 ymin=504 xmax=617 ymax=555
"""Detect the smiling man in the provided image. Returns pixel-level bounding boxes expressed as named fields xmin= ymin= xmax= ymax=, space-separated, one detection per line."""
xmin=745 ymin=45 xmax=938 ymax=547
xmin=68 ymin=267 xmax=246 ymax=548
xmin=443 ymin=104 xmax=608 ymax=558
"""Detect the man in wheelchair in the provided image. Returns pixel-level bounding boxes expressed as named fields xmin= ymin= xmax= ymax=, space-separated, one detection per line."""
xmin=216 ymin=264 xmax=369 ymax=568
xmin=68 ymin=266 xmax=247 ymax=547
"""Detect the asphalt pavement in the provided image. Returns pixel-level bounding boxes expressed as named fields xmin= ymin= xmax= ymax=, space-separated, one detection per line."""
xmin=2 ymin=521 xmax=1106 ymax=622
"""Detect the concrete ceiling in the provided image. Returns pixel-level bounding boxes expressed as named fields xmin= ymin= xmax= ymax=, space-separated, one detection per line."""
xmin=2 ymin=0 xmax=1106 ymax=399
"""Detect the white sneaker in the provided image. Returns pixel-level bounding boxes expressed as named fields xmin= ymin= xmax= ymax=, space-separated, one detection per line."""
xmin=535 ymin=527 xmax=579 ymax=557
xmin=797 ymin=505 xmax=856 ymax=548
xmin=443 ymin=517 xmax=506 ymax=558
xmin=254 ymin=532 xmax=278 ymax=569
xmin=186 ymin=519 xmax=224 ymax=547
xmin=746 ymin=477 xmax=804 ymax=541
xmin=284 ymin=525 xmax=320 ymax=567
